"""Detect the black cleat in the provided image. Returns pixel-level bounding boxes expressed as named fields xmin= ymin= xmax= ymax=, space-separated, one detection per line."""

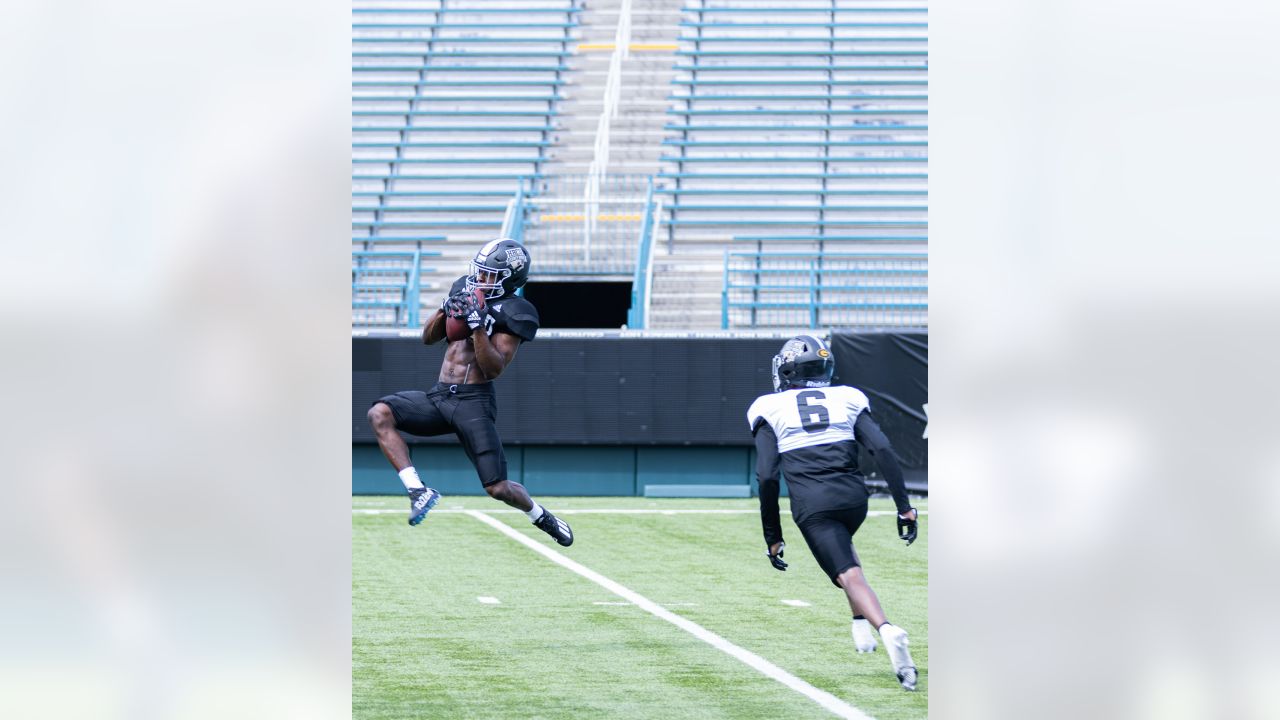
xmin=533 ymin=508 xmax=573 ymax=546
xmin=408 ymin=487 xmax=440 ymax=526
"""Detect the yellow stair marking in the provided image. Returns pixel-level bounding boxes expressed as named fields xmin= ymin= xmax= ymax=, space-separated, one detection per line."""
xmin=539 ymin=213 xmax=643 ymax=223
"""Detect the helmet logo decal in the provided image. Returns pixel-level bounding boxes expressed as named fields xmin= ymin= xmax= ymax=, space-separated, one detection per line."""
xmin=772 ymin=336 xmax=833 ymax=392
xmin=505 ymin=247 xmax=527 ymax=272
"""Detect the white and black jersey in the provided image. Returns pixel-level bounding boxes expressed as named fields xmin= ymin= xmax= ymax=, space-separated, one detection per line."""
xmin=749 ymin=385 xmax=911 ymax=547
xmin=747 ymin=385 xmax=870 ymax=453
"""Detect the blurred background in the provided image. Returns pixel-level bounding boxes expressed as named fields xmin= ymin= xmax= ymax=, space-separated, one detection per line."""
xmin=931 ymin=1 xmax=1280 ymax=718
xmin=1 ymin=0 xmax=1278 ymax=717
xmin=0 ymin=2 xmax=351 ymax=719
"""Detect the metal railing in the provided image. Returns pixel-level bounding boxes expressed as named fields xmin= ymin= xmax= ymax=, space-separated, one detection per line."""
xmin=352 ymin=245 xmax=430 ymax=327
xmin=722 ymin=250 xmax=928 ymax=329
xmin=583 ymin=0 xmax=632 ymax=242
xmin=626 ymin=179 xmax=663 ymax=329
xmin=501 ymin=181 xmax=527 ymax=243
xmin=509 ymin=174 xmax=654 ymax=275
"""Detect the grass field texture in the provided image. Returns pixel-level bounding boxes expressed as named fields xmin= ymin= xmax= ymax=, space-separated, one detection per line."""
xmin=353 ymin=496 xmax=927 ymax=720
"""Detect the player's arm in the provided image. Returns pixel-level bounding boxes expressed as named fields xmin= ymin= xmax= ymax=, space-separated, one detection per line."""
xmin=426 ymin=290 xmax=467 ymax=345
xmin=853 ymin=411 xmax=911 ymax=514
xmin=853 ymin=411 xmax=919 ymax=544
xmin=423 ymin=309 xmax=447 ymax=345
xmin=471 ymin=329 xmax=519 ymax=379
xmin=753 ymin=420 xmax=787 ymax=570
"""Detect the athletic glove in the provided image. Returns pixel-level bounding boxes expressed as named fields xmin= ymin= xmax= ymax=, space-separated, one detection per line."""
xmin=766 ymin=541 xmax=788 ymax=571
xmin=442 ymin=291 xmax=469 ymax=319
xmin=897 ymin=509 xmax=918 ymax=546
xmin=455 ymin=292 xmax=486 ymax=330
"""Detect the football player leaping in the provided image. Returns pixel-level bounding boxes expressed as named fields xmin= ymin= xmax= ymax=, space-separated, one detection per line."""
xmin=366 ymin=238 xmax=574 ymax=547
xmin=748 ymin=335 xmax=919 ymax=690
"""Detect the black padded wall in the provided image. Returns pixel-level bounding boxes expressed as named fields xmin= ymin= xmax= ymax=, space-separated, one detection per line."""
xmin=353 ymin=332 xmax=927 ymax=471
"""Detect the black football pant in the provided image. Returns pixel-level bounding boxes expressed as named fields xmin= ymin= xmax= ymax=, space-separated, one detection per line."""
xmin=375 ymin=383 xmax=507 ymax=487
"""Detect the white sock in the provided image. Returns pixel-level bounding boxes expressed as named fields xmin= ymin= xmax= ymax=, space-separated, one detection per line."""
xmin=398 ymin=466 xmax=424 ymax=491
xmin=525 ymin=503 xmax=545 ymax=522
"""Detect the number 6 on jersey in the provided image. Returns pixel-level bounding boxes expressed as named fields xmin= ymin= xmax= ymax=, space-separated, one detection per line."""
xmin=795 ymin=390 xmax=830 ymax=432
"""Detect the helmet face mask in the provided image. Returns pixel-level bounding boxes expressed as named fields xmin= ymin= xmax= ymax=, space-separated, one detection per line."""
xmin=467 ymin=263 xmax=511 ymax=299
xmin=771 ymin=335 xmax=835 ymax=392
xmin=465 ymin=238 xmax=529 ymax=300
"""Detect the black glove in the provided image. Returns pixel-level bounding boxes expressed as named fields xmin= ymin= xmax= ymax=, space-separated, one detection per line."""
xmin=442 ymin=291 xmax=468 ymax=319
xmin=456 ymin=292 xmax=486 ymax=330
xmin=897 ymin=509 xmax=918 ymax=546
xmin=766 ymin=541 xmax=788 ymax=571
xmin=464 ymin=304 xmax=485 ymax=331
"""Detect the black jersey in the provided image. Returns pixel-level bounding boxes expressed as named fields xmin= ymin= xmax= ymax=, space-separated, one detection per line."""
xmin=449 ymin=276 xmax=540 ymax=342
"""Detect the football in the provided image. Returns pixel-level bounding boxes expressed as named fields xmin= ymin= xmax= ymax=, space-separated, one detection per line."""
xmin=445 ymin=314 xmax=470 ymax=343
xmin=444 ymin=288 xmax=486 ymax=342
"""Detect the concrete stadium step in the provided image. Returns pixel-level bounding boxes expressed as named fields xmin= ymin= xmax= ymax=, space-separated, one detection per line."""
xmin=560 ymin=112 xmax=669 ymax=127
xmin=648 ymin=283 xmax=724 ymax=327
xmin=558 ymin=99 xmax=672 ymax=113
xmin=540 ymin=161 xmax=665 ymax=175
xmin=649 ymin=301 xmax=721 ymax=312
xmin=651 ymin=281 xmax=722 ymax=296
xmin=540 ymin=0 xmax=682 ymax=262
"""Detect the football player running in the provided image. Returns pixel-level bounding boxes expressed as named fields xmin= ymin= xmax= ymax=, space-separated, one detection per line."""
xmin=748 ymin=335 xmax=919 ymax=690
xmin=366 ymin=238 xmax=574 ymax=547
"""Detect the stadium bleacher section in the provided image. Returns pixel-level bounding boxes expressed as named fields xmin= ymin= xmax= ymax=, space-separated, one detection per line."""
xmin=351 ymin=0 xmax=927 ymax=330
xmin=655 ymin=0 xmax=927 ymax=329
xmin=352 ymin=0 xmax=579 ymax=326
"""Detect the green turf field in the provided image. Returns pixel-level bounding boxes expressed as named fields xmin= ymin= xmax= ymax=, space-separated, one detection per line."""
xmin=353 ymin=496 xmax=927 ymax=720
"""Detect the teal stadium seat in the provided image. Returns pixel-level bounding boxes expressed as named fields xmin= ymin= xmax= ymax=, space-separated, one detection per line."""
xmin=352 ymin=0 xmax=578 ymax=325
xmin=656 ymin=1 xmax=927 ymax=328
xmin=721 ymin=251 xmax=927 ymax=329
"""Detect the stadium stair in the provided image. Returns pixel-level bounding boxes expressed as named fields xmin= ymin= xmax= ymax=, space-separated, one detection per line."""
xmin=546 ymin=0 xmax=683 ymax=177
xmin=515 ymin=0 xmax=684 ymax=279
xmin=350 ymin=0 xmax=928 ymax=331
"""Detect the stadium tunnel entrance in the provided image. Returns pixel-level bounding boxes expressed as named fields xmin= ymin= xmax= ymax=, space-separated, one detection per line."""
xmin=522 ymin=281 xmax=632 ymax=329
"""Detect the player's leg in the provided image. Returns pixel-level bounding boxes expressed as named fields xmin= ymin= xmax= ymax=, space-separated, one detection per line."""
xmin=478 ymin=471 xmax=573 ymax=548
xmin=831 ymin=542 xmax=880 ymax=653
xmin=836 ymin=565 xmax=887 ymax=628
xmin=838 ymin=506 xmax=918 ymax=691
xmin=798 ymin=512 xmax=883 ymax=626
xmin=453 ymin=393 xmax=573 ymax=546
xmin=798 ymin=507 xmax=915 ymax=688
xmin=368 ymin=402 xmax=411 ymax=471
xmin=473 ymin=450 xmax=575 ymax=546
xmin=368 ymin=391 xmax=448 ymax=525
xmin=482 ymin=478 xmax=532 ymax=511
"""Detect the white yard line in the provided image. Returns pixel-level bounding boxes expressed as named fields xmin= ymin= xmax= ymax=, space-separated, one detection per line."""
xmin=354 ymin=508 xmax=927 ymax=517
xmin=476 ymin=596 xmax=501 ymax=605
xmin=354 ymin=508 xmax=756 ymax=515
xmin=466 ymin=510 xmax=875 ymax=720
xmin=781 ymin=599 xmax=812 ymax=607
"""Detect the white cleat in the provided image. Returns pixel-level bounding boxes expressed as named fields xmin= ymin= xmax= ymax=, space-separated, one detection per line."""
xmin=878 ymin=624 xmax=918 ymax=691
xmin=851 ymin=618 xmax=878 ymax=653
